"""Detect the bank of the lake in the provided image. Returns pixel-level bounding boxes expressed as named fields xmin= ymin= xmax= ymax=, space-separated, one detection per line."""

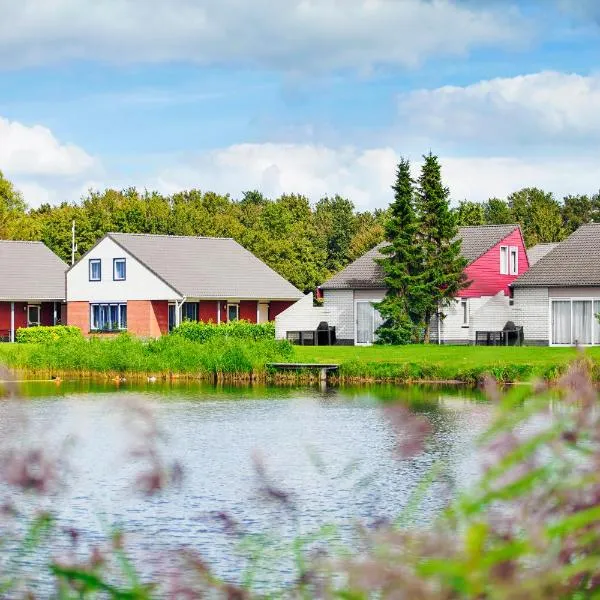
xmin=0 ymin=335 xmax=597 ymax=385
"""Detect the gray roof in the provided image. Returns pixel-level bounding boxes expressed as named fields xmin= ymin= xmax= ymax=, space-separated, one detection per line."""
xmin=321 ymin=225 xmax=520 ymax=290
xmin=0 ymin=241 xmax=67 ymax=301
xmin=513 ymin=224 xmax=600 ymax=288
xmin=106 ymin=233 xmax=303 ymax=300
xmin=527 ymin=243 xmax=559 ymax=266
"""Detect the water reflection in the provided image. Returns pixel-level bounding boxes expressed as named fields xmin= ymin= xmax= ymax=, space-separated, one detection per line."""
xmin=0 ymin=380 xmax=494 ymax=587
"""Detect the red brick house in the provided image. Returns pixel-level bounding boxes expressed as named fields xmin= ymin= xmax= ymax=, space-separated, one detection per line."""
xmin=66 ymin=233 xmax=303 ymax=337
xmin=0 ymin=240 xmax=67 ymax=342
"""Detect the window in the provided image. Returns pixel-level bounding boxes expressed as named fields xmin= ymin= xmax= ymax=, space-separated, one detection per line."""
xmin=168 ymin=303 xmax=177 ymax=332
xmin=27 ymin=305 xmax=41 ymax=327
xmin=509 ymin=247 xmax=519 ymax=275
xmin=227 ymin=304 xmax=239 ymax=322
xmin=461 ymin=299 xmax=469 ymax=327
xmin=551 ymin=298 xmax=600 ymax=346
xmin=182 ymin=302 xmax=199 ymax=322
xmin=500 ymin=246 xmax=509 ymax=275
xmin=113 ymin=258 xmax=126 ymax=281
xmin=89 ymin=259 xmax=101 ymax=281
xmin=90 ymin=303 xmax=127 ymax=331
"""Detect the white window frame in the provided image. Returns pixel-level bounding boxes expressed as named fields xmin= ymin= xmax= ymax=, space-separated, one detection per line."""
xmin=90 ymin=303 xmax=128 ymax=332
xmin=509 ymin=246 xmax=519 ymax=275
xmin=27 ymin=304 xmax=41 ymax=328
xmin=549 ymin=297 xmax=600 ymax=347
xmin=113 ymin=258 xmax=126 ymax=281
xmin=460 ymin=299 xmax=469 ymax=327
xmin=227 ymin=303 xmax=239 ymax=322
xmin=500 ymin=246 xmax=509 ymax=275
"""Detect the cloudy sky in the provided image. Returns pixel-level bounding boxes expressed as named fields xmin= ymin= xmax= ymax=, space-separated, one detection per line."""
xmin=1 ymin=0 xmax=599 ymax=209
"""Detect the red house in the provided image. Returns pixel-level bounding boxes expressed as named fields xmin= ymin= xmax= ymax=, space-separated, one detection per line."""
xmin=316 ymin=224 xmax=529 ymax=344
xmin=66 ymin=233 xmax=303 ymax=337
xmin=0 ymin=240 xmax=68 ymax=342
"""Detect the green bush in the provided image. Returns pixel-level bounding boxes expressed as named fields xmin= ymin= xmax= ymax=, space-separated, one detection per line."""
xmin=15 ymin=325 xmax=83 ymax=344
xmin=170 ymin=320 xmax=275 ymax=343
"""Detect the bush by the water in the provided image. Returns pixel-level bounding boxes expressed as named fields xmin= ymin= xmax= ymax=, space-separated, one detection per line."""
xmin=15 ymin=325 xmax=83 ymax=344
xmin=2 ymin=332 xmax=292 ymax=376
xmin=170 ymin=320 xmax=275 ymax=343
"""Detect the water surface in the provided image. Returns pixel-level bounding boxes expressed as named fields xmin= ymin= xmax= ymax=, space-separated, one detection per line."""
xmin=0 ymin=380 xmax=494 ymax=588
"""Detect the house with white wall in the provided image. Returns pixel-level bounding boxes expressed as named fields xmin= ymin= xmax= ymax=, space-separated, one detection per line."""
xmin=67 ymin=233 xmax=302 ymax=337
xmin=512 ymin=223 xmax=600 ymax=346
xmin=296 ymin=225 xmax=530 ymax=345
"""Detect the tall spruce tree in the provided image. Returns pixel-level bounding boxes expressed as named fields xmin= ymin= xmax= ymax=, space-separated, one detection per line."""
xmin=375 ymin=158 xmax=423 ymax=344
xmin=414 ymin=153 xmax=468 ymax=343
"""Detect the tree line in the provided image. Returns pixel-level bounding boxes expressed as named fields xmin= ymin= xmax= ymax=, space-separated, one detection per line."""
xmin=1 ymin=169 xmax=599 ymax=292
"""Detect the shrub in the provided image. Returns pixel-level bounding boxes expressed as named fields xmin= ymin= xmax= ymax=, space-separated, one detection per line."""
xmin=15 ymin=325 xmax=83 ymax=344
xmin=170 ymin=320 xmax=275 ymax=343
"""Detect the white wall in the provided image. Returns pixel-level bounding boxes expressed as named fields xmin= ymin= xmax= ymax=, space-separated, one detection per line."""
xmin=67 ymin=237 xmax=182 ymax=302
xmin=275 ymin=293 xmax=337 ymax=339
xmin=323 ymin=289 xmax=354 ymax=342
xmin=512 ymin=287 xmax=550 ymax=344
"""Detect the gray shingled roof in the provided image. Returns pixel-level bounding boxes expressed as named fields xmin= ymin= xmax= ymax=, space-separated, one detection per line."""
xmin=527 ymin=243 xmax=559 ymax=266
xmin=321 ymin=225 xmax=520 ymax=290
xmin=0 ymin=241 xmax=67 ymax=301
xmin=513 ymin=224 xmax=600 ymax=288
xmin=106 ymin=233 xmax=303 ymax=300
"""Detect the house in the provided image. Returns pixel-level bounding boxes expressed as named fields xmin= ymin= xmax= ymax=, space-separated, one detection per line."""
xmin=0 ymin=240 xmax=67 ymax=342
xmin=527 ymin=243 xmax=559 ymax=266
xmin=511 ymin=223 xmax=600 ymax=346
xmin=66 ymin=233 xmax=303 ymax=337
xmin=285 ymin=224 xmax=529 ymax=345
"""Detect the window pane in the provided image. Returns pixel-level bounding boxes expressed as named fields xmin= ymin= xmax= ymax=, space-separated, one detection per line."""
xmin=510 ymin=248 xmax=518 ymax=275
xmin=573 ymin=300 xmax=593 ymax=345
xmin=110 ymin=305 xmax=119 ymax=330
xmin=119 ymin=305 xmax=127 ymax=329
xmin=500 ymin=247 xmax=508 ymax=274
xmin=91 ymin=305 xmax=99 ymax=329
xmin=461 ymin=301 xmax=468 ymax=325
xmin=357 ymin=302 xmax=374 ymax=344
xmin=90 ymin=260 xmax=101 ymax=280
xmin=183 ymin=302 xmax=198 ymax=322
xmin=114 ymin=259 xmax=126 ymax=280
xmin=552 ymin=301 xmax=572 ymax=345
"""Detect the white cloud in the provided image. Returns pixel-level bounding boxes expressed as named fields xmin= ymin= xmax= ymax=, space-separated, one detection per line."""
xmin=152 ymin=143 xmax=600 ymax=208
xmin=398 ymin=71 xmax=600 ymax=147
xmin=0 ymin=117 xmax=96 ymax=176
xmin=0 ymin=0 xmax=525 ymax=71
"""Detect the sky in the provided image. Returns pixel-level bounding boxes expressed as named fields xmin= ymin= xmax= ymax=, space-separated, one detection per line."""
xmin=1 ymin=0 xmax=599 ymax=211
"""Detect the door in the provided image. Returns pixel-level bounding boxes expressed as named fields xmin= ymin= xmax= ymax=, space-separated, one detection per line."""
xmin=356 ymin=301 xmax=383 ymax=345
xmin=27 ymin=305 xmax=41 ymax=327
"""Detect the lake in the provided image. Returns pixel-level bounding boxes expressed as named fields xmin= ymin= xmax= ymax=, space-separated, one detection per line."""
xmin=0 ymin=380 xmax=495 ymax=591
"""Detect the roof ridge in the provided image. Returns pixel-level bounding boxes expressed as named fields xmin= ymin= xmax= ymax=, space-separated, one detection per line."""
xmin=0 ymin=239 xmax=44 ymax=244
xmin=108 ymin=232 xmax=234 ymax=241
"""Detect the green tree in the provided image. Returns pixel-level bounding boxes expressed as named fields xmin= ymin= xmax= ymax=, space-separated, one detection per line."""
xmin=414 ymin=153 xmax=469 ymax=343
xmin=509 ymin=187 xmax=565 ymax=246
xmin=561 ymin=193 xmax=600 ymax=234
xmin=0 ymin=170 xmax=28 ymax=238
xmin=483 ymin=198 xmax=514 ymax=225
xmin=375 ymin=158 xmax=423 ymax=344
xmin=315 ymin=195 xmax=357 ymax=274
xmin=455 ymin=200 xmax=485 ymax=226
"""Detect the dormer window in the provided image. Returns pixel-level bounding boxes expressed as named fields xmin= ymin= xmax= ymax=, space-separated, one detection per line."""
xmin=89 ymin=259 xmax=101 ymax=281
xmin=509 ymin=247 xmax=518 ymax=275
xmin=113 ymin=258 xmax=126 ymax=281
xmin=500 ymin=246 xmax=508 ymax=275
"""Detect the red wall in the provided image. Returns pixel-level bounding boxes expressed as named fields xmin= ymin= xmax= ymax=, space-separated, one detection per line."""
xmin=239 ymin=301 xmax=258 ymax=323
xmin=151 ymin=301 xmax=169 ymax=335
xmin=268 ymin=301 xmax=295 ymax=321
xmin=0 ymin=303 xmax=10 ymax=333
xmin=459 ymin=228 xmax=529 ymax=298
xmin=14 ymin=303 xmax=27 ymax=330
xmin=199 ymin=301 xmax=219 ymax=323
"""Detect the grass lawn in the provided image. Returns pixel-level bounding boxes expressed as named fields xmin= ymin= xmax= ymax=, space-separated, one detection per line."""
xmin=292 ymin=345 xmax=600 ymax=382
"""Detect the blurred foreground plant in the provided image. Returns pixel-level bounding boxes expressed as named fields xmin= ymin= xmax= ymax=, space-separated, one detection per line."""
xmin=1 ymin=356 xmax=600 ymax=598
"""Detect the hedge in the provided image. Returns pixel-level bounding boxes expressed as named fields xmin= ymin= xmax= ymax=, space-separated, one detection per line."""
xmin=170 ymin=320 xmax=275 ymax=343
xmin=15 ymin=325 xmax=83 ymax=344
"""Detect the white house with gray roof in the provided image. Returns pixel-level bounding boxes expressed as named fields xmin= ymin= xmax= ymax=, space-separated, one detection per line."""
xmin=276 ymin=225 xmax=529 ymax=345
xmin=66 ymin=233 xmax=302 ymax=337
xmin=0 ymin=240 xmax=67 ymax=342
xmin=512 ymin=223 xmax=600 ymax=346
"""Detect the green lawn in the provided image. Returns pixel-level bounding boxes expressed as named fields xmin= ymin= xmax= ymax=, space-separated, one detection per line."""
xmin=292 ymin=345 xmax=599 ymax=382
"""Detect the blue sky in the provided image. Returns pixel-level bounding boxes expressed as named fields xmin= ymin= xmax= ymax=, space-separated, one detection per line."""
xmin=1 ymin=0 xmax=599 ymax=209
